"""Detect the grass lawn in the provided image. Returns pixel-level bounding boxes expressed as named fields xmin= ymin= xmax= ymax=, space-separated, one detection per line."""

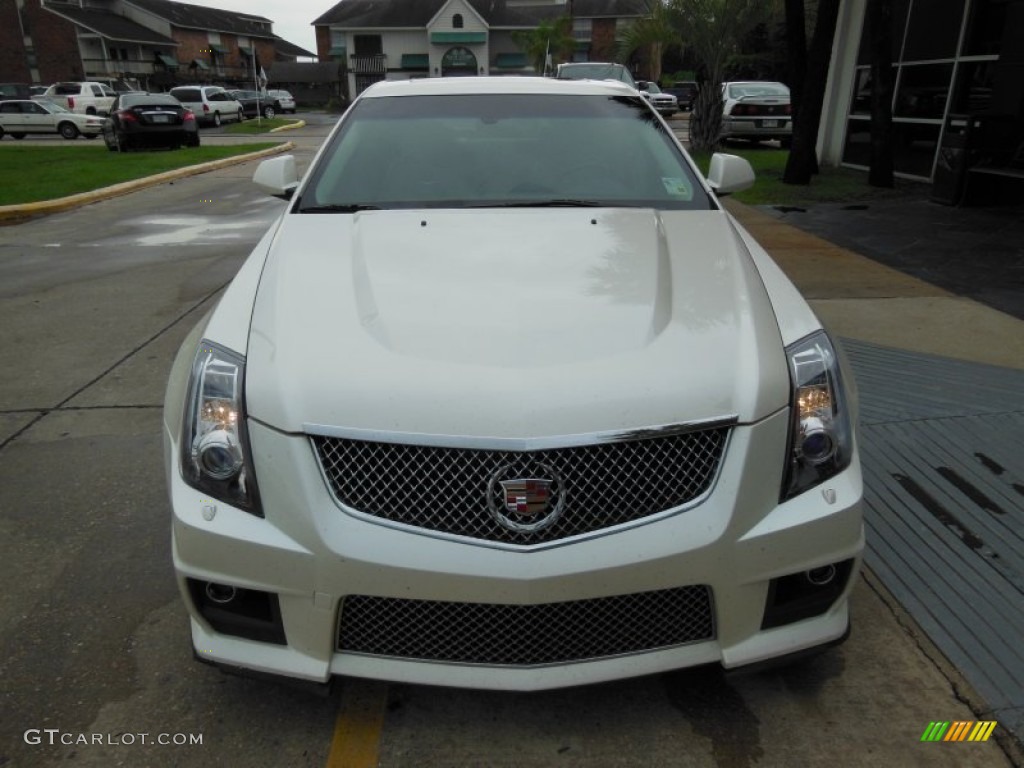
xmin=225 ymin=118 xmax=297 ymax=134
xmin=690 ymin=145 xmax=929 ymax=206
xmin=0 ymin=143 xmax=281 ymax=206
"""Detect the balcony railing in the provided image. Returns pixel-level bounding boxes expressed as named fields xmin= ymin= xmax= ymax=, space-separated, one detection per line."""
xmin=82 ymin=57 xmax=263 ymax=86
xmin=349 ymin=54 xmax=387 ymax=74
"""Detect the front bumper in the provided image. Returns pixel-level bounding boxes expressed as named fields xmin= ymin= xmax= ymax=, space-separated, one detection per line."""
xmin=167 ymin=409 xmax=863 ymax=691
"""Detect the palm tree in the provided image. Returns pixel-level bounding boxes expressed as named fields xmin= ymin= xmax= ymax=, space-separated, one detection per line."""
xmin=616 ymin=0 xmax=682 ymax=84
xmin=667 ymin=0 xmax=777 ymax=152
xmin=513 ymin=17 xmax=577 ymax=74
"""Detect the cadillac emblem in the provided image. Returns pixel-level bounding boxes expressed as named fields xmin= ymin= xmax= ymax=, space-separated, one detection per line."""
xmin=500 ymin=478 xmax=551 ymax=516
xmin=487 ymin=463 xmax=565 ymax=534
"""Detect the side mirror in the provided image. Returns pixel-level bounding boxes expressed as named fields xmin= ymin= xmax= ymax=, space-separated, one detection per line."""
xmin=706 ymin=153 xmax=755 ymax=196
xmin=253 ymin=154 xmax=300 ymax=200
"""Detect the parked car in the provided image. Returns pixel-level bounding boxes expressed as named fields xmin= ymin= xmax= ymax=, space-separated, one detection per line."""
xmin=664 ymin=81 xmax=698 ymax=111
xmin=555 ymin=62 xmax=636 ymax=89
xmin=226 ymin=89 xmax=263 ymax=119
xmin=41 ymin=81 xmax=117 ymax=115
xmin=0 ymin=99 xmax=104 ymax=139
xmin=264 ymin=89 xmax=296 ymax=115
xmin=101 ymin=92 xmax=199 ymax=151
xmin=721 ymin=81 xmax=793 ymax=146
xmin=168 ymin=85 xmax=243 ymax=127
xmin=637 ymin=81 xmax=678 ymax=116
xmin=0 ymin=83 xmax=33 ymax=100
xmin=164 ymin=76 xmax=862 ymax=692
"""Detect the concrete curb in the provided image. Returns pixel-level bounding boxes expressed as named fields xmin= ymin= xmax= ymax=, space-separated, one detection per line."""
xmin=270 ymin=120 xmax=305 ymax=133
xmin=0 ymin=140 xmax=296 ymax=225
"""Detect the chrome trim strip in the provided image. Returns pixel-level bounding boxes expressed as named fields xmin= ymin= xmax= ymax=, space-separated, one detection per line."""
xmin=303 ymin=417 xmax=738 ymax=451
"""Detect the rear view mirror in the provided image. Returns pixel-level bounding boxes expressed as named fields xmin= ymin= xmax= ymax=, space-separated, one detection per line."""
xmin=253 ymin=155 xmax=300 ymax=200
xmin=706 ymin=153 xmax=755 ymax=196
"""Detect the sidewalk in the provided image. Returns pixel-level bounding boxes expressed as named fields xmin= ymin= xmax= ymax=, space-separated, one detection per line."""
xmin=726 ymin=197 xmax=1024 ymax=756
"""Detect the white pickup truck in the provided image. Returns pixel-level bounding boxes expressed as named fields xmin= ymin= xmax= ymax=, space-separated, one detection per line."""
xmin=41 ymin=82 xmax=117 ymax=116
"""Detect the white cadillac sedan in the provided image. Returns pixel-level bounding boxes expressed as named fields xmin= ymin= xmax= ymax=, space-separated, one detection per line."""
xmin=164 ymin=77 xmax=863 ymax=691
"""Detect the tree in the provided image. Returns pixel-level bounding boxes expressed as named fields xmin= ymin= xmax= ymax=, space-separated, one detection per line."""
xmin=617 ymin=0 xmax=682 ymax=84
xmin=668 ymin=0 xmax=776 ymax=153
xmin=513 ymin=17 xmax=576 ymax=74
xmin=867 ymin=0 xmax=895 ymax=187
xmin=782 ymin=0 xmax=840 ymax=184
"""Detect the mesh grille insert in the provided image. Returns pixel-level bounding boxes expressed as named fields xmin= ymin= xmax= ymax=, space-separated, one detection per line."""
xmin=313 ymin=429 xmax=728 ymax=544
xmin=337 ymin=586 xmax=715 ymax=665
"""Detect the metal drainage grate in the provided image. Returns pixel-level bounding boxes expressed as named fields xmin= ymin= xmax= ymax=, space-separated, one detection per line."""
xmin=312 ymin=429 xmax=728 ymax=545
xmin=337 ymin=586 xmax=715 ymax=665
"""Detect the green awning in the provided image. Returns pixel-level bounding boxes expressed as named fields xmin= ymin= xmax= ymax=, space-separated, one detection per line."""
xmin=431 ymin=32 xmax=486 ymax=44
xmin=191 ymin=59 xmax=209 ymax=70
xmin=238 ymin=45 xmax=253 ymax=56
xmin=155 ymin=52 xmax=179 ymax=68
xmin=494 ymin=52 xmax=527 ymax=69
xmin=328 ymin=45 xmax=346 ymax=56
xmin=401 ymin=53 xmax=430 ymax=70
xmin=209 ymin=44 xmax=230 ymax=54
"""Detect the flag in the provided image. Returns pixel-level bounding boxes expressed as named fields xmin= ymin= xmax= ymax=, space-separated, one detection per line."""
xmin=258 ymin=66 xmax=268 ymax=89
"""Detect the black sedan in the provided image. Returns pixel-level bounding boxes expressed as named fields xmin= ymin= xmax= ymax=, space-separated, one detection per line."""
xmin=102 ymin=92 xmax=199 ymax=151
xmin=226 ymin=89 xmax=263 ymax=119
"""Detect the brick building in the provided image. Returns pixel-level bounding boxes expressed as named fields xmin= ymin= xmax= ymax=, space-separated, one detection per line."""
xmin=0 ymin=0 xmax=314 ymax=91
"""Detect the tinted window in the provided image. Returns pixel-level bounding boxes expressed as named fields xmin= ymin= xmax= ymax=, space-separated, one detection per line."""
xmin=122 ymin=93 xmax=179 ymax=108
xmin=172 ymin=89 xmax=200 ymax=101
xmin=0 ymin=102 xmax=20 ymax=113
xmin=299 ymin=94 xmax=710 ymax=212
xmin=54 ymin=84 xmax=79 ymax=94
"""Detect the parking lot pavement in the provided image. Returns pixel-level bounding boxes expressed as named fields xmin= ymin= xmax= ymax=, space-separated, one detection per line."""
xmin=0 ymin=124 xmax=1020 ymax=767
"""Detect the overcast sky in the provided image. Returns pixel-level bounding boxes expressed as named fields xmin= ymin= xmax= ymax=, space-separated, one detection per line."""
xmin=209 ymin=0 xmax=325 ymax=57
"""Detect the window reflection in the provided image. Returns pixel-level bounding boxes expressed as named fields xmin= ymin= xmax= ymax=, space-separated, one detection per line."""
xmin=895 ymin=64 xmax=953 ymax=119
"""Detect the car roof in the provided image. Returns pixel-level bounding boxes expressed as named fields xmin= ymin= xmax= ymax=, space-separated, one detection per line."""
xmin=360 ymin=76 xmax=636 ymax=99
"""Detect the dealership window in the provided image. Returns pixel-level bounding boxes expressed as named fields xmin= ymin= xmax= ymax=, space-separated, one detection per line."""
xmin=903 ymin=0 xmax=966 ymax=61
xmin=841 ymin=0 xmax=1000 ymax=181
xmin=894 ymin=63 xmax=954 ymax=120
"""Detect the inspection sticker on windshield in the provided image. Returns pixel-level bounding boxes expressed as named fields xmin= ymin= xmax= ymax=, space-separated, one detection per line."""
xmin=662 ymin=177 xmax=693 ymax=199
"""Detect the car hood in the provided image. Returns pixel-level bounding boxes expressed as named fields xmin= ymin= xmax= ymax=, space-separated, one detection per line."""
xmin=245 ymin=208 xmax=791 ymax=438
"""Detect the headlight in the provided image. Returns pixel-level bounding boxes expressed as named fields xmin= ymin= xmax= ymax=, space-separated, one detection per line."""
xmin=781 ymin=331 xmax=853 ymax=501
xmin=180 ymin=340 xmax=262 ymax=516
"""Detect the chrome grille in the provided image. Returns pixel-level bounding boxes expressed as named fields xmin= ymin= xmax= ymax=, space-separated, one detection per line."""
xmin=312 ymin=428 xmax=728 ymax=545
xmin=337 ymin=586 xmax=714 ymax=665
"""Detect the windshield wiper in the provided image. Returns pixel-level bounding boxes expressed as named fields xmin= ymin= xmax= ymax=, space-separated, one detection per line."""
xmin=469 ymin=199 xmax=605 ymax=208
xmin=298 ymin=203 xmax=381 ymax=213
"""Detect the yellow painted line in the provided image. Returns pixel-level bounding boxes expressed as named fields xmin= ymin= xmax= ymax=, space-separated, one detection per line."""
xmin=326 ymin=679 xmax=388 ymax=768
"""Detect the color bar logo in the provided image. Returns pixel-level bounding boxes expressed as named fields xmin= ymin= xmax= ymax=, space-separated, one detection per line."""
xmin=921 ymin=721 xmax=997 ymax=742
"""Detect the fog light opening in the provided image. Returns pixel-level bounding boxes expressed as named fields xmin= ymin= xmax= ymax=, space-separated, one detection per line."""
xmin=187 ymin=578 xmax=287 ymax=645
xmin=205 ymin=582 xmax=237 ymax=604
xmin=761 ymin=559 xmax=854 ymax=630
xmin=805 ymin=565 xmax=836 ymax=586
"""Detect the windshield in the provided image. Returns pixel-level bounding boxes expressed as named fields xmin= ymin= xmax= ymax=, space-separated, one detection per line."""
xmin=297 ymin=94 xmax=710 ymax=212
xmin=726 ymin=83 xmax=790 ymax=99
xmin=558 ymin=64 xmax=634 ymax=87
